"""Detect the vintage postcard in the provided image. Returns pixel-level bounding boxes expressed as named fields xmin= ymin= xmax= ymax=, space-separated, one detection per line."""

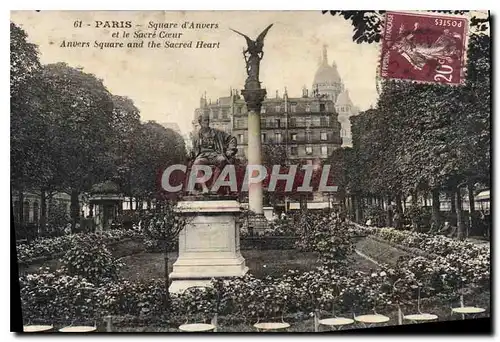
xmin=11 ymin=10 xmax=490 ymax=333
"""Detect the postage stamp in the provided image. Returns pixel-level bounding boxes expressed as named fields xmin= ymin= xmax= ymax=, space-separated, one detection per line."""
xmin=380 ymin=11 xmax=468 ymax=85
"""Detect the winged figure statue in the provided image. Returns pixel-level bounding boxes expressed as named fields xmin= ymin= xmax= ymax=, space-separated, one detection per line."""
xmin=230 ymin=24 xmax=273 ymax=88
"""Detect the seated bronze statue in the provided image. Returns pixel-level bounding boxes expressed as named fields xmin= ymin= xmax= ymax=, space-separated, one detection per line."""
xmin=189 ymin=113 xmax=238 ymax=194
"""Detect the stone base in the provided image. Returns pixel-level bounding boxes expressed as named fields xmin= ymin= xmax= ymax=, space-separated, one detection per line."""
xmin=169 ymin=199 xmax=248 ymax=293
xmin=248 ymin=213 xmax=269 ymax=236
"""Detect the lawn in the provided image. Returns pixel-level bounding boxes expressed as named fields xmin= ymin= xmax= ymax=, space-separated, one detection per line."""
xmin=118 ymin=248 xmax=380 ymax=281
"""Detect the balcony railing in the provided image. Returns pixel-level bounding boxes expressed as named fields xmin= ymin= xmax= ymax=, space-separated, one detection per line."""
xmin=262 ymin=137 xmax=342 ymax=145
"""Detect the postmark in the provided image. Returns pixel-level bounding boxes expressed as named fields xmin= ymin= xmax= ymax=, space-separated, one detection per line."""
xmin=380 ymin=11 xmax=468 ymax=85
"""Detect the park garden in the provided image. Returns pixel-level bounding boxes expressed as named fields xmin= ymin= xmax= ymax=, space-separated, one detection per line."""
xmin=18 ymin=209 xmax=490 ymax=332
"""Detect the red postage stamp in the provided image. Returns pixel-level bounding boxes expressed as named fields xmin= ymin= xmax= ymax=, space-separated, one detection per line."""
xmin=380 ymin=11 xmax=468 ymax=85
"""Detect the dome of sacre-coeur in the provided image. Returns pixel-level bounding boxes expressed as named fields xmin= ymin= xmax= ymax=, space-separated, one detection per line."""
xmin=312 ymin=46 xmax=342 ymax=85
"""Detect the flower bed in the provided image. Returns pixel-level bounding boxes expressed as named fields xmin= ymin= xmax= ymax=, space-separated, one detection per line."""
xmin=20 ymin=263 xmax=490 ymax=327
xmin=351 ymin=224 xmax=490 ymax=296
xmin=16 ymin=229 xmax=143 ymax=264
xmin=19 ymin=217 xmax=490 ymax=328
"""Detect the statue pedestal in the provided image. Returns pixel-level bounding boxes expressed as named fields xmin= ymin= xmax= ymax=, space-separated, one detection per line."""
xmin=169 ymin=198 xmax=248 ymax=293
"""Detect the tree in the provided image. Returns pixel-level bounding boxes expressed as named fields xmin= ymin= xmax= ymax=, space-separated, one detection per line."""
xmin=40 ymin=63 xmax=116 ymax=231
xmin=329 ymin=11 xmax=490 ymax=236
xmin=10 ymin=21 xmax=47 ymax=228
xmin=129 ymin=121 xmax=187 ymax=206
xmin=327 ymin=147 xmax=356 ymax=211
xmin=262 ymin=143 xmax=288 ymax=168
xmin=10 ymin=22 xmax=40 ymax=99
xmin=261 ymin=143 xmax=288 ymax=206
xmin=142 ymin=202 xmax=191 ymax=307
xmin=110 ymin=95 xmax=141 ymax=208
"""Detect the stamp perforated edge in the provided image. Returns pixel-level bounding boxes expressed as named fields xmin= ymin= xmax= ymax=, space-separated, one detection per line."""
xmin=377 ymin=10 xmax=471 ymax=87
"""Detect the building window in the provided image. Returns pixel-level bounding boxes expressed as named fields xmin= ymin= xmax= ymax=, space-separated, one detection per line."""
xmin=221 ymin=109 xmax=228 ymax=119
xmin=212 ymin=110 xmax=218 ymax=119
xmin=261 ymin=133 xmax=267 ymax=143
xmin=236 ymin=106 xmax=241 ymax=114
xmin=305 ymin=104 xmax=311 ymax=112
xmin=291 ymin=104 xmax=297 ymax=113
xmin=306 ymin=146 xmax=313 ymax=155
xmin=261 ymin=118 xmax=267 ymax=128
xmin=306 ymin=131 xmax=312 ymax=142
xmin=275 ymin=105 xmax=281 ymax=112
xmin=275 ymin=133 xmax=282 ymax=143
xmin=261 ymin=106 xmax=266 ymax=114
xmin=238 ymin=134 xmax=244 ymax=144
xmin=290 ymin=146 xmax=298 ymax=156
xmin=276 ymin=119 xmax=281 ymax=128
xmin=320 ymin=116 xmax=328 ymax=126
xmin=291 ymin=133 xmax=297 ymax=141
xmin=33 ymin=202 xmax=39 ymax=223
xmin=321 ymin=132 xmax=328 ymax=141
xmin=320 ymin=103 xmax=326 ymax=112
xmin=289 ymin=118 xmax=297 ymax=127
xmin=321 ymin=146 xmax=328 ymax=156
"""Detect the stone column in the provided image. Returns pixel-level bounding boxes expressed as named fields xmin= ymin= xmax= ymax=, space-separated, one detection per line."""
xmin=241 ymin=89 xmax=267 ymax=215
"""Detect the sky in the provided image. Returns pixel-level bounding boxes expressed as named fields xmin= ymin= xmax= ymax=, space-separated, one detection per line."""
xmin=11 ymin=10 xmax=381 ymax=134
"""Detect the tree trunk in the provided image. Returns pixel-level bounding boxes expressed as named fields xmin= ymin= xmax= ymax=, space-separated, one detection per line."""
xmin=396 ymin=193 xmax=403 ymax=214
xmin=164 ymin=242 xmax=171 ymax=308
xmin=411 ymin=190 xmax=418 ymax=231
xmin=18 ymin=191 xmax=24 ymax=227
xmin=456 ymin=188 xmax=465 ymax=240
xmin=129 ymin=196 xmax=134 ymax=211
xmin=40 ymin=189 xmax=47 ymax=234
xmin=386 ymin=195 xmax=393 ymax=227
xmin=147 ymin=200 xmax=151 ymax=210
xmin=450 ymin=192 xmax=457 ymax=226
xmin=431 ymin=188 xmax=441 ymax=230
xmin=467 ymin=182 xmax=475 ymax=236
xmin=354 ymin=195 xmax=361 ymax=223
xmin=70 ymin=189 xmax=80 ymax=233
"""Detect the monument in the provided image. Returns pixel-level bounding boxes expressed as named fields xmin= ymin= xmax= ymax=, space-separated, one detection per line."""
xmin=168 ymin=114 xmax=247 ymax=293
xmin=169 ymin=24 xmax=273 ymax=292
xmin=232 ymin=24 xmax=273 ymax=233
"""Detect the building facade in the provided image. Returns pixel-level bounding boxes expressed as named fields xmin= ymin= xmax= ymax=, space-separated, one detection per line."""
xmin=311 ymin=45 xmax=360 ymax=147
xmin=231 ymin=89 xmax=342 ymax=162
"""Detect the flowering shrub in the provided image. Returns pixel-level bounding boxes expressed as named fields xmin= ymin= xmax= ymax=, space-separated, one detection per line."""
xmin=262 ymin=219 xmax=297 ymax=236
xmin=354 ymin=225 xmax=490 ymax=298
xmin=19 ymin=219 xmax=490 ymax=326
xmin=97 ymin=279 xmax=172 ymax=319
xmin=59 ymin=235 xmax=124 ymax=284
xmin=21 ymin=260 xmax=490 ymax=326
xmin=363 ymin=205 xmax=386 ymax=227
xmin=19 ymin=267 xmax=97 ymax=324
xmin=16 ymin=229 xmax=143 ymax=264
xmin=296 ymin=216 xmax=355 ymax=270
